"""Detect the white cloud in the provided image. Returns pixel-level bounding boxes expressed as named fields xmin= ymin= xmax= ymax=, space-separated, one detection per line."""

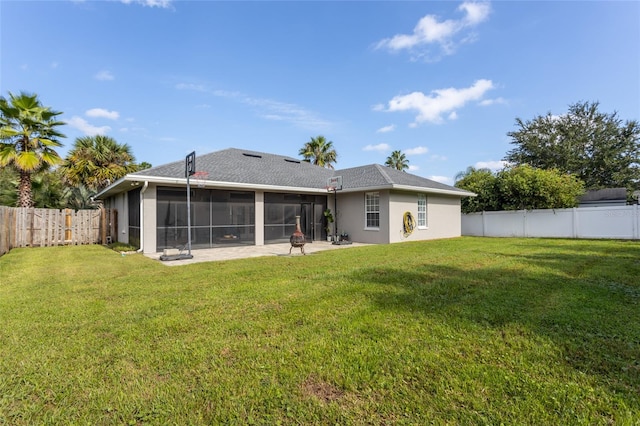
xmin=459 ymin=1 xmax=492 ymax=25
xmin=381 ymin=79 xmax=495 ymax=125
xmin=475 ymin=160 xmax=507 ymax=170
xmin=375 ymin=1 xmax=491 ymax=60
xmin=428 ymin=175 xmax=453 ymax=184
xmin=121 ymin=0 xmax=172 ymax=8
xmin=68 ymin=116 xmax=111 ymax=136
xmin=248 ymin=98 xmax=330 ymax=129
xmin=363 ymin=143 xmax=391 ymax=152
xmin=430 ymin=154 xmax=448 ymax=161
xmin=86 ymin=108 xmax=119 ymax=120
xmin=176 ymin=82 xmax=206 ymax=92
xmin=376 ymin=124 xmax=396 ymax=133
xmin=408 ymin=165 xmax=420 ymax=172
xmin=405 ymin=146 xmax=428 ymax=155
xmin=479 ymin=97 xmax=507 ymax=106
xmin=177 ymin=82 xmax=330 ymax=130
xmin=95 ymin=70 xmax=114 ymax=81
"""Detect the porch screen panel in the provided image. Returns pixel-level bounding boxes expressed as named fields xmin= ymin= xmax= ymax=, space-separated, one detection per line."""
xmin=156 ymin=187 xmax=255 ymax=251
xmin=264 ymin=193 xmax=326 ymax=244
xmin=264 ymin=193 xmax=300 ymax=243
xmin=128 ymin=187 xmax=141 ymax=249
xmin=211 ymin=190 xmax=255 ymax=246
xmin=156 ymin=188 xmax=188 ymax=250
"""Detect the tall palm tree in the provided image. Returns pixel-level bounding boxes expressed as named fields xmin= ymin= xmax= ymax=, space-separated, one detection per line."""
xmin=299 ymin=135 xmax=338 ymax=169
xmin=385 ymin=150 xmax=409 ymax=172
xmin=61 ymin=135 xmax=137 ymax=192
xmin=0 ymin=92 xmax=66 ymax=207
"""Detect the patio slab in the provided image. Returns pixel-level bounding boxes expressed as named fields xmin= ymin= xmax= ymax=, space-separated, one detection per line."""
xmin=145 ymin=241 xmax=369 ymax=266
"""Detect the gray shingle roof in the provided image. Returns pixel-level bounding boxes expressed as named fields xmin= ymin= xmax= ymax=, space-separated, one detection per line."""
xmin=578 ymin=188 xmax=627 ymax=202
xmin=338 ymin=163 xmax=465 ymax=193
xmin=109 ymin=147 xmax=472 ymax=197
xmin=132 ymin=148 xmax=334 ymax=189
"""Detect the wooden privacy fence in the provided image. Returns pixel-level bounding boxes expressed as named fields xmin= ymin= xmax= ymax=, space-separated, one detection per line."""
xmin=0 ymin=206 xmax=112 ymax=256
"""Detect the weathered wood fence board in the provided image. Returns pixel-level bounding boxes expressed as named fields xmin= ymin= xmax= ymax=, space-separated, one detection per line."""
xmin=0 ymin=206 xmax=112 ymax=256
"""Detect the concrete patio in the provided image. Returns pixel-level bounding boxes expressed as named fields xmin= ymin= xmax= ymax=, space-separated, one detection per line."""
xmin=146 ymin=241 xmax=369 ymax=266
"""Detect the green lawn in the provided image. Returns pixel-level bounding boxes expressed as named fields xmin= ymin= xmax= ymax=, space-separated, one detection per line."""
xmin=1 ymin=237 xmax=638 ymax=424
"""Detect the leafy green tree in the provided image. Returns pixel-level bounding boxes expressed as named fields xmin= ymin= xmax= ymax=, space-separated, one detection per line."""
xmin=385 ymin=150 xmax=409 ymax=171
xmin=31 ymin=169 xmax=69 ymax=209
xmin=456 ymin=165 xmax=584 ymax=212
xmin=0 ymin=92 xmax=66 ymax=207
xmin=455 ymin=167 xmax=499 ymax=213
xmin=0 ymin=166 xmax=18 ymax=206
xmin=504 ymin=101 xmax=640 ymax=190
xmin=0 ymin=167 xmax=70 ymax=208
xmin=135 ymin=161 xmax=152 ymax=171
xmin=299 ymin=135 xmax=338 ymax=169
xmin=496 ymin=165 xmax=584 ymax=210
xmin=60 ymin=135 xmax=137 ymax=192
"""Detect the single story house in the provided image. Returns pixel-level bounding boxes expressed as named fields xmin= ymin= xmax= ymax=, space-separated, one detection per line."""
xmin=96 ymin=148 xmax=475 ymax=254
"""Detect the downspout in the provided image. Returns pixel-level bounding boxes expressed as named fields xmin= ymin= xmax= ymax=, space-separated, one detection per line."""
xmin=137 ymin=181 xmax=149 ymax=253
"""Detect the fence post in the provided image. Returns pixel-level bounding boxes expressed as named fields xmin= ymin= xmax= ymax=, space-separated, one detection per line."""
xmin=100 ymin=205 xmax=107 ymax=244
xmin=65 ymin=209 xmax=73 ymax=243
xmin=631 ymin=204 xmax=640 ymax=240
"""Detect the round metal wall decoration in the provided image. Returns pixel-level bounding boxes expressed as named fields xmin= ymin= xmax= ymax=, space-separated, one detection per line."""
xmin=403 ymin=211 xmax=416 ymax=238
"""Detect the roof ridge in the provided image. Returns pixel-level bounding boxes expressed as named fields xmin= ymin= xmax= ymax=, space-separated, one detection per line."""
xmin=374 ymin=163 xmax=394 ymax=185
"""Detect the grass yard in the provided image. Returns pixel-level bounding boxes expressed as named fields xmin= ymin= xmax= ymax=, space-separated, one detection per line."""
xmin=0 ymin=237 xmax=638 ymax=424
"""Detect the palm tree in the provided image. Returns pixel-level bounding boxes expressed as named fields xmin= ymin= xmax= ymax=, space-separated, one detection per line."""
xmin=385 ymin=150 xmax=409 ymax=172
xmin=299 ymin=135 xmax=338 ymax=169
xmin=61 ymin=135 xmax=137 ymax=192
xmin=0 ymin=92 xmax=66 ymax=207
xmin=454 ymin=166 xmax=493 ymax=183
xmin=62 ymin=184 xmax=96 ymax=210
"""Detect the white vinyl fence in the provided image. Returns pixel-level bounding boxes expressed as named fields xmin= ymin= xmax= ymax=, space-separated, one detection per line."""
xmin=462 ymin=205 xmax=640 ymax=240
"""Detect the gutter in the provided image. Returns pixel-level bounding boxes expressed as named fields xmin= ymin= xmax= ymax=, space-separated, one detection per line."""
xmin=136 ymin=181 xmax=149 ymax=253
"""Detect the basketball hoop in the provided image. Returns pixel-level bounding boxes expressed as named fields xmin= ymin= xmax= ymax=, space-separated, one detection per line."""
xmin=325 ymin=186 xmax=336 ymax=193
xmin=192 ymin=171 xmax=208 ymax=188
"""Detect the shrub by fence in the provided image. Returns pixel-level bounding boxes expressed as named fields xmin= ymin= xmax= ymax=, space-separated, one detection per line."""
xmin=0 ymin=206 xmax=110 ymax=256
xmin=462 ymin=205 xmax=640 ymax=240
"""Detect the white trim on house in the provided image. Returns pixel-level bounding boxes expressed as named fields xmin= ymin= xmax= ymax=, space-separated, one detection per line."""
xmin=325 ymin=184 xmax=475 ymax=198
xmin=96 ymin=175 xmax=333 ymax=199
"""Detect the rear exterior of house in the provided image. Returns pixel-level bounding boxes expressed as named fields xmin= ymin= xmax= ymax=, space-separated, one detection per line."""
xmin=96 ymin=148 xmax=474 ymax=253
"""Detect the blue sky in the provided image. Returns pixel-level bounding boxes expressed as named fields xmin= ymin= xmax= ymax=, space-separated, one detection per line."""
xmin=2 ymin=0 xmax=638 ymax=184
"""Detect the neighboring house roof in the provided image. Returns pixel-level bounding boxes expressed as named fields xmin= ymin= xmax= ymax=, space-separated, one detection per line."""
xmin=96 ymin=148 xmax=474 ymax=199
xmin=578 ymin=188 xmax=628 ymax=206
xmin=579 ymin=188 xmax=627 ymax=202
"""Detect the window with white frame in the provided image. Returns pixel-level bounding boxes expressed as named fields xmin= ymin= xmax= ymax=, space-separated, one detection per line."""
xmin=417 ymin=194 xmax=427 ymax=228
xmin=365 ymin=192 xmax=380 ymax=229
